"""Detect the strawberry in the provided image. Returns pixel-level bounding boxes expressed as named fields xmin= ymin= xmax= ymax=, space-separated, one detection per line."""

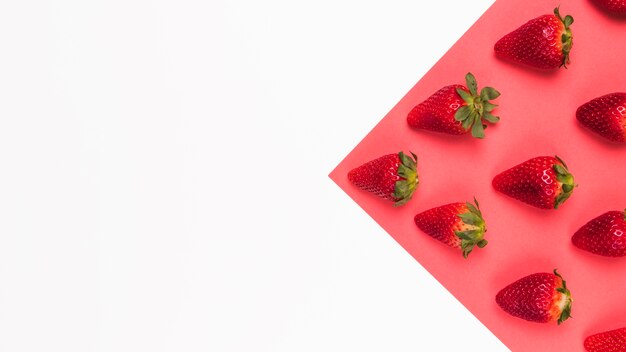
xmin=576 ymin=92 xmax=626 ymax=143
xmin=492 ymin=156 xmax=575 ymax=210
xmin=591 ymin=0 xmax=626 ymax=15
xmin=348 ymin=151 xmax=418 ymax=206
xmin=496 ymin=269 xmax=573 ymax=325
xmin=585 ymin=327 xmax=626 ymax=352
xmin=572 ymin=210 xmax=626 ymax=257
xmin=494 ymin=7 xmax=574 ymax=69
xmin=413 ymin=198 xmax=488 ymax=258
xmin=407 ymin=72 xmax=500 ymax=138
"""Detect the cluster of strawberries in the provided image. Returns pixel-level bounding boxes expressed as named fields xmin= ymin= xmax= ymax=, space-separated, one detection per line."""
xmin=347 ymin=2 xmax=626 ymax=351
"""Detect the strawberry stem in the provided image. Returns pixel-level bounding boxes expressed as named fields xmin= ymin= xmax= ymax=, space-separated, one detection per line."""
xmin=554 ymin=7 xmax=574 ymax=68
xmin=455 ymin=198 xmax=488 ymax=258
xmin=553 ymin=269 xmax=573 ymax=325
xmin=553 ymin=156 xmax=575 ymax=209
xmin=453 ymin=72 xmax=501 ymax=139
xmin=393 ymin=151 xmax=419 ymax=207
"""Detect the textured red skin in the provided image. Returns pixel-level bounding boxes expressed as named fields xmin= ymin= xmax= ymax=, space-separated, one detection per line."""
xmin=496 ymin=272 xmax=565 ymax=323
xmin=576 ymin=92 xmax=626 ymax=143
xmin=592 ymin=0 xmax=626 ymax=15
xmin=407 ymin=85 xmax=469 ymax=135
xmin=494 ymin=14 xmax=567 ymax=69
xmin=492 ymin=156 xmax=565 ymax=210
xmin=413 ymin=202 xmax=469 ymax=248
xmin=348 ymin=154 xmax=401 ymax=202
xmin=585 ymin=327 xmax=626 ymax=352
xmin=572 ymin=211 xmax=626 ymax=257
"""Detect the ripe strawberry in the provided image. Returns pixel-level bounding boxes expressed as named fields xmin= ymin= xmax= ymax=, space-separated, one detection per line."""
xmin=492 ymin=156 xmax=575 ymax=210
xmin=494 ymin=7 xmax=574 ymax=69
xmin=585 ymin=327 xmax=626 ymax=352
xmin=591 ymin=0 xmax=626 ymax=15
xmin=572 ymin=210 xmax=626 ymax=257
xmin=576 ymin=92 xmax=626 ymax=143
xmin=496 ymin=269 xmax=573 ymax=325
xmin=348 ymin=151 xmax=418 ymax=206
xmin=413 ymin=198 xmax=488 ymax=258
xmin=407 ymin=72 xmax=500 ymax=139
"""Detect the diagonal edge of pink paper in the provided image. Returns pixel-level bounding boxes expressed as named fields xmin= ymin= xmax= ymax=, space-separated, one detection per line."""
xmin=329 ymin=0 xmax=626 ymax=351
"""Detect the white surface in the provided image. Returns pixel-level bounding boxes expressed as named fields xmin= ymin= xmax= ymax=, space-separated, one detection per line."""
xmin=0 ymin=0 xmax=508 ymax=351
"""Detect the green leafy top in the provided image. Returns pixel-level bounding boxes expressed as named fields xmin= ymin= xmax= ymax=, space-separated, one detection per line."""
xmin=553 ymin=269 xmax=573 ymax=325
xmin=393 ymin=151 xmax=419 ymax=207
xmin=454 ymin=72 xmax=501 ymax=139
xmin=454 ymin=198 xmax=488 ymax=258
xmin=553 ymin=156 xmax=575 ymax=209
xmin=554 ymin=7 xmax=574 ymax=69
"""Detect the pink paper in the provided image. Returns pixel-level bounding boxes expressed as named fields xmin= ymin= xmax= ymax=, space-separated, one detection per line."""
xmin=329 ymin=0 xmax=626 ymax=350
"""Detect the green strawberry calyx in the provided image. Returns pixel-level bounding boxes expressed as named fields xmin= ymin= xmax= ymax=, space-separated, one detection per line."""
xmin=554 ymin=7 xmax=574 ymax=69
xmin=553 ymin=269 xmax=573 ymax=325
xmin=454 ymin=72 xmax=501 ymax=139
xmin=393 ymin=151 xmax=419 ymax=207
xmin=454 ymin=197 xmax=488 ymax=259
xmin=553 ymin=156 xmax=575 ymax=209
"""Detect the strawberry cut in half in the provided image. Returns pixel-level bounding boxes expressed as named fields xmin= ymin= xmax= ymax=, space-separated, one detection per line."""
xmin=407 ymin=72 xmax=500 ymax=139
xmin=591 ymin=0 xmax=626 ymax=15
xmin=492 ymin=156 xmax=575 ymax=210
xmin=585 ymin=327 xmax=626 ymax=352
xmin=576 ymin=92 xmax=626 ymax=143
xmin=496 ymin=269 xmax=573 ymax=325
xmin=348 ymin=151 xmax=418 ymax=206
xmin=494 ymin=7 xmax=574 ymax=69
xmin=572 ymin=210 xmax=626 ymax=257
xmin=413 ymin=198 xmax=488 ymax=258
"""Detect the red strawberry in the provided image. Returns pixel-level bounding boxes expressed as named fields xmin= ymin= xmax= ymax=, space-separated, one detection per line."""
xmin=591 ymin=0 xmax=626 ymax=15
xmin=492 ymin=156 xmax=575 ymax=209
xmin=413 ymin=198 xmax=488 ymax=258
xmin=494 ymin=7 xmax=574 ymax=69
xmin=585 ymin=327 xmax=626 ymax=352
xmin=407 ymin=72 xmax=500 ymax=138
xmin=348 ymin=151 xmax=418 ymax=206
xmin=496 ymin=269 xmax=573 ymax=325
xmin=572 ymin=210 xmax=626 ymax=257
xmin=576 ymin=92 xmax=626 ymax=143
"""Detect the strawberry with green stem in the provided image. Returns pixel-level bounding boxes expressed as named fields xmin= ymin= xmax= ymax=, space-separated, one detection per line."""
xmin=413 ymin=198 xmax=488 ymax=258
xmin=407 ymin=72 xmax=500 ymax=138
xmin=494 ymin=7 xmax=574 ymax=69
xmin=496 ymin=269 xmax=573 ymax=325
xmin=492 ymin=156 xmax=576 ymax=209
xmin=348 ymin=151 xmax=419 ymax=206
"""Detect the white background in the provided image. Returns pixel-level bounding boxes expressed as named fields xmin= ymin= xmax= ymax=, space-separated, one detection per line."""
xmin=0 ymin=0 xmax=509 ymax=351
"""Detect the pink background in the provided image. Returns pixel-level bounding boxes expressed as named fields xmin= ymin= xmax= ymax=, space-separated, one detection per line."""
xmin=329 ymin=0 xmax=626 ymax=350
